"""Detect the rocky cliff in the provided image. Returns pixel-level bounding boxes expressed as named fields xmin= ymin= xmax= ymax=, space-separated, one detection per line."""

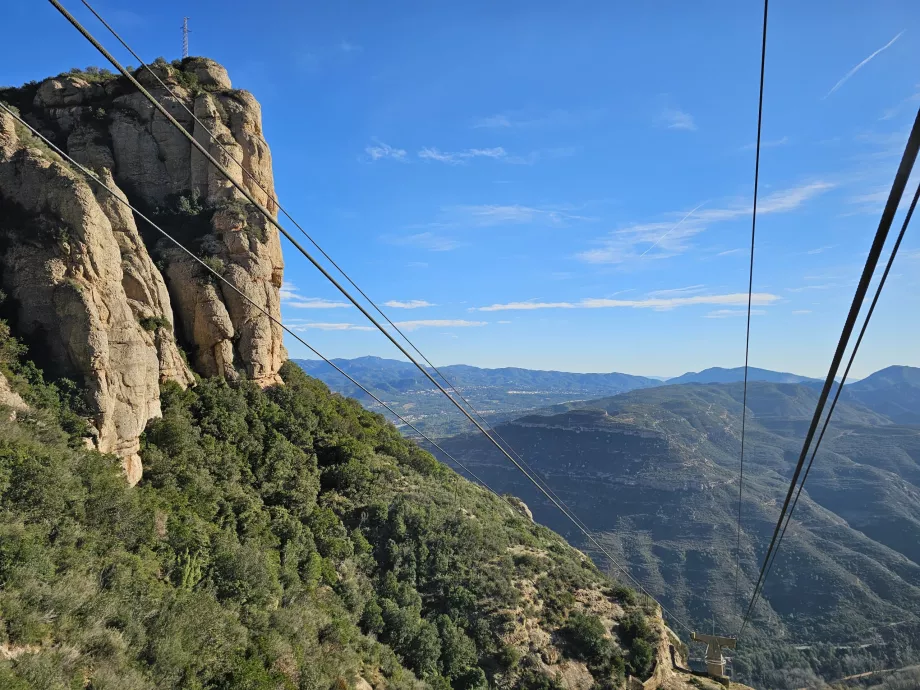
xmin=0 ymin=58 xmax=286 ymax=483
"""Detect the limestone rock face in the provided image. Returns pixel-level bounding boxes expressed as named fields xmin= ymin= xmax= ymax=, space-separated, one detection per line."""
xmin=0 ymin=58 xmax=286 ymax=481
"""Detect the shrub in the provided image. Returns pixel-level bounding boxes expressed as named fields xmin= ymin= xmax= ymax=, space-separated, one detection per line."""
xmin=139 ymin=315 xmax=170 ymax=332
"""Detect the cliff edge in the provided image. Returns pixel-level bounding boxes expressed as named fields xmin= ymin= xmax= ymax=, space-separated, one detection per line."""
xmin=0 ymin=58 xmax=286 ymax=482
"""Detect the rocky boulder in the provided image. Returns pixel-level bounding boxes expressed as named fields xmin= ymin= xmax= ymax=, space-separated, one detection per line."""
xmin=0 ymin=58 xmax=286 ymax=481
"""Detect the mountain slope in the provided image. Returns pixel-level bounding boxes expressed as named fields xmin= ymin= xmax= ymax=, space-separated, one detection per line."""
xmin=0 ymin=325 xmax=732 ymax=690
xmin=667 ymin=367 xmax=819 ymax=385
xmin=295 ymin=357 xmax=659 ymax=436
xmin=846 ymin=365 xmax=920 ymax=425
xmin=434 ymin=382 xmax=920 ymax=688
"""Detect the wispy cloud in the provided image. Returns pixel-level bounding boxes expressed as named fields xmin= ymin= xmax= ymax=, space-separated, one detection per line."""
xmin=417 ymin=145 xmax=573 ymax=166
xmin=806 ymin=245 xmax=837 ymax=255
xmin=881 ymin=89 xmax=920 ymax=121
xmin=473 ymin=291 xmax=780 ymax=312
xmin=390 ymin=319 xmax=486 ymax=331
xmin=636 ymin=203 xmax=705 ymax=258
xmin=826 ymin=31 xmax=905 ymax=98
xmin=386 ymin=232 xmax=461 ymax=252
xmin=717 ymin=248 xmax=744 ymax=256
xmin=418 ymin=147 xmax=507 ymax=164
xmin=471 ymin=109 xmax=603 ymax=130
xmin=792 ymin=310 xmax=813 ymax=315
xmin=657 ymin=107 xmax=696 ymax=131
xmin=577 ymin=182 xmax=834 ymax=264
xmin=365 ymin=140 xmax=407 ymax=161
xmin=383 ymin=300 xmax=436 ymax=309
xmin=740 ymin=136 xmax=789 ymax=151
xmin=339 ymin=40 xmax=362 ymax=53
xmin=288 ymin=322 xmax=374 ymax=332
xmin=705 ymin=309 xmax=765 ymax=319
xmin=460 ymin=204 xmax=591 ymax=226
xmin=412 ymin=204 xmax=593 ymax=231
xmin=647 ymin=285 xmax=708 ymax=298
xmin=280 ymin=282 xmax=351 ymax=309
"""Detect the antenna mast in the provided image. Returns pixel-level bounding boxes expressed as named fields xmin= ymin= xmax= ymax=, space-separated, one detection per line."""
xmin=182 ymin=17 xmax=189 ymax=58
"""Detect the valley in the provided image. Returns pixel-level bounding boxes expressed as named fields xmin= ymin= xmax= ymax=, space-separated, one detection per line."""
xmin=424 ymin=373 xmax=920 ymax=688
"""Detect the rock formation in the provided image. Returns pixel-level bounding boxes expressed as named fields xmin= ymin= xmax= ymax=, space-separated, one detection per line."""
xmin=0 ymin=58 xmax=286 ymax=483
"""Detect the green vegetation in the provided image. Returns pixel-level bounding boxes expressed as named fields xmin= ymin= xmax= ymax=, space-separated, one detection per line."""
xmin=0 ymin=326 xmax=658 ymax=689
xmin=59 ymin=65 xmax=117 ymax=84
xmin=139 ymin=315 xmax=171 ymax=332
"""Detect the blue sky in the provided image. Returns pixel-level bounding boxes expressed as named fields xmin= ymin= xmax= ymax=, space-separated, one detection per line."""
xmin=5 ymin=1 xmax=920 ymax=378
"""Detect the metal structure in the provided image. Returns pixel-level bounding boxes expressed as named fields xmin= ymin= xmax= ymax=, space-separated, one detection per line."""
xmin=691 ymin=632 xmax=736 ymax=679
xmin=181 ymin=17 xmax=189 ymax=58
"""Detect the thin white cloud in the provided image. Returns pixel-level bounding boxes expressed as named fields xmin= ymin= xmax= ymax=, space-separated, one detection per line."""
xmin=280 ymin=282 xmax=351 ymax=309
xmin=578 ymin=182 xmax=834 ymax=264
xmin=658 ymin=107 xmax=697 ymax=131
xmin=288 ymin=322 xmax=375 ymax=332
xmin=472 ymin=109 xmax=603 ymax=130
xmin=647 ymin=285 xmax=708 ymax=298
xmin=387 ymin=232 xmax=461 ymax=252
xmin=418 ymin=146 xmax=507 ymax=164
xmin=365 ymin=140 xmax=407 ymax=161
xmin=792 ymin=310 xmax=813 ymax=315
xmin=285 ymin=298 xmax=352 ymax=309
xmin=391 ymin=319 xmax=486 ymax=331
xmin=826 ymin=31 xmax=905 ymax=98
xmin=383 ymin=300 xmax=436 ymax=309
xmin=339 ymin=41 xmax=362 ymax=53
xmin=473 ymin=292 xmax=780 ymax=312
xmin=717 ymin=248 xmax=744 ymax=256
xmin=637 ymin=203 xmax=705 ymax=258
xmin=705 ymin=309 xmax=765 ymax=319
xmin=806 ymin=245 xmax=837 ymax=255
xmin=455 ymin=204 xmax=592 ymax=227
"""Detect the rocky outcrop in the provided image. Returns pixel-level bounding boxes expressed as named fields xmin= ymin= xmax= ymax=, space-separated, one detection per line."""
xmin=0 ymin=373 xmax=27 ymax=418
xmin=0 ymin=58 xmax=286 ymax=481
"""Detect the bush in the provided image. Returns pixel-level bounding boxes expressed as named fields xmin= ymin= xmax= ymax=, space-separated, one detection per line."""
xmin=139 ymin=315 xmax=171 ymax=332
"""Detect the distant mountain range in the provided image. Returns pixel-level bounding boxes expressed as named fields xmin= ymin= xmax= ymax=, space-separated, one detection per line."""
xmin=294 ymin=357 xmax=660 ymax=435
xmin=666 ymin=366 xmax=821 ymax=385
xmin=431 ymin=369 xmax=920 ymax=688
xmin=295 ymin=357 xmax=911 ymax=435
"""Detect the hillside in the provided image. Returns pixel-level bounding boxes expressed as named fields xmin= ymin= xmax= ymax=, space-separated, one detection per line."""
xmin=666 ymin=367 xmax=819 ymax=385
xmin=845 ymin=365 xmax=920 ymax=426
xmin=434 ymin=382 xmax=920 ymax=688
xmin=295 ymin=358 xmax=659 ymax=436
xmin=0 ymin=325 xmax=741 ymax=690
